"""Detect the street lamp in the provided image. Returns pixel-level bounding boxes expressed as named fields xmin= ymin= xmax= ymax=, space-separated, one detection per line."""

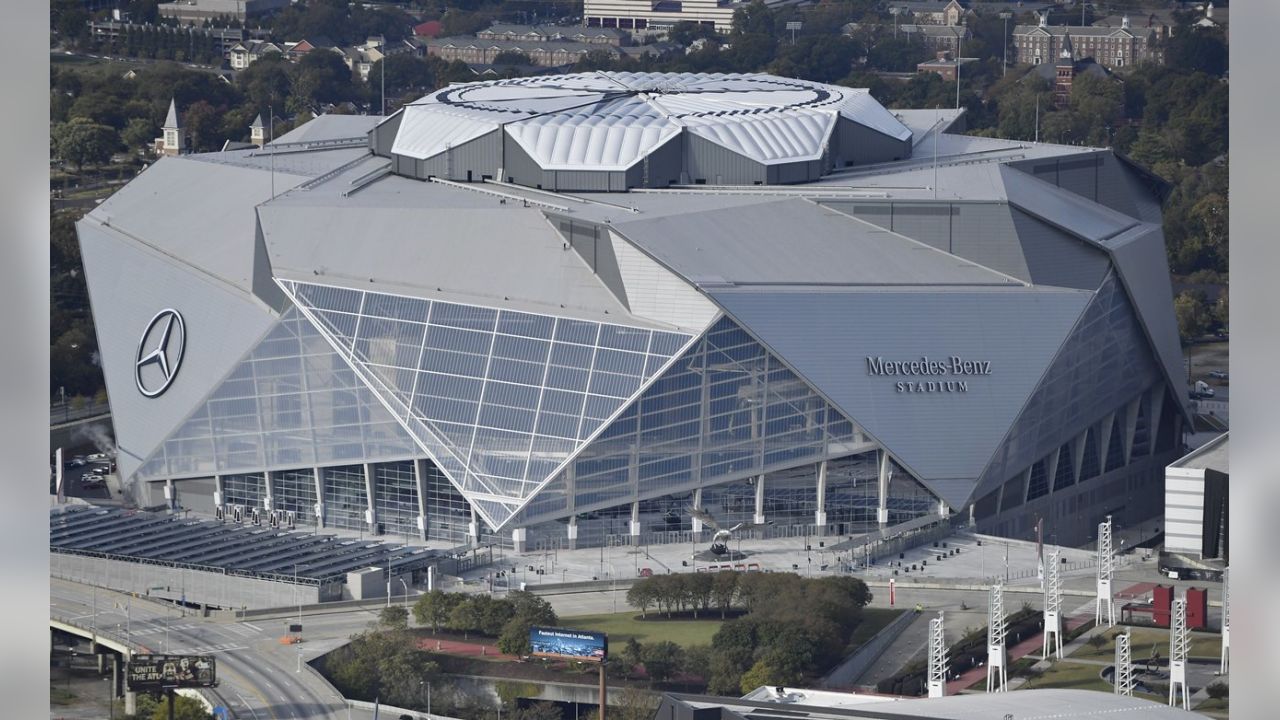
xmin=1000 ymin=12 xmax=1012 ymax=77
xmin=956 ymin=21 xmax=965 ymax=110
xmin=890 ymin=7 xmax=901 ymax=39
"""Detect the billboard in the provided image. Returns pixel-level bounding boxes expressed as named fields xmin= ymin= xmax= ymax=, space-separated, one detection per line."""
xmin=126 ymin=655 xmax=217 ymax=692
xmin=529 ymin=626 xmax=607 ymax=662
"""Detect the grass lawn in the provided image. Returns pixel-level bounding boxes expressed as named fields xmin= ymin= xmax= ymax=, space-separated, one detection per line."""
xmin=560 ymin=612 xmax=724 ymax=648
xmin=1022 ymin=660 xmax=1111 ymax=693
xmin=50 ymin=684 xmax=76 ymax=706
xmin=1070 ymin=627 xmax=1222 ymax=661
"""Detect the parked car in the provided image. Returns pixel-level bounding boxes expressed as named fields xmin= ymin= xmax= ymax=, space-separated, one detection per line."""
xmin=65 ymin=456 xmax=87 ymax=468
xmin=81 ymin=477 xmax=106 ymax=490
xmin=1208 ymin=371 xmax=1228 ymax=380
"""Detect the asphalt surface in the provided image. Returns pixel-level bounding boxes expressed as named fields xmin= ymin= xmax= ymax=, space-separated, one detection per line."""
xmin=51 ymin=578 xmax=354 ymax=720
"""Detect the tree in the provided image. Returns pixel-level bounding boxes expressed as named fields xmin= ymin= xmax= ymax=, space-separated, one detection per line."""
xmin=508 ymin=590 xmax=557 ymax=626
xmin=641 ymin=641 xmax=684 ymax=684
xmin=53 ymin=118 xmax=118 ymax=171
xmin=621 ymin=637 xmax=645 ymax=675
xmin=182 ymin=100 xmax=222 ymax=152
xmin=134 ymin=693 xmax=213 ymax=720
xmin=494 ymin=51 xmax=533 ymax=66
xmin=1206 ymin=681 xmax=1229 ymax=700
xmin=413 ymin=589 xmax=461 ymax=632
xmin=626 ymin=580 xmax=657 ymax=618
xmin=684 ymin=572 xmax=714 ymax=619
xmin=711 ymin=571 xmax=739 ymax=618
xmin=669 ymin=21 xmax=718 ymax=48
xmin=122 ymin=117 xmax=159 ymax=150
xmin=497 ymin=616 xmax=534 ymax=656
xmin=379 ymin=605 xmax=409 ymax=631
xmin=1174 ymin=291 xmax=1211 ymax=342
xmin=739 ymin=658 xmax=798 ymax=695
xmin=513 ymin=701 xmax=564 ymax=720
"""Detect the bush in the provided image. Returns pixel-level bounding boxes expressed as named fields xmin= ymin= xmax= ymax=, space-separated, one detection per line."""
xmin=1206 ymin=681 xmax=1229 ymax=700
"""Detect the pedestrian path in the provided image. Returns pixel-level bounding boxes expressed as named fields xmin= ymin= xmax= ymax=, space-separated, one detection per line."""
xmin=416 ymin=636 xmax=516 ymax=661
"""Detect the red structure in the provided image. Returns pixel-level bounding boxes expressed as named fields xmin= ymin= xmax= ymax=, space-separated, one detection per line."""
xmin=1186 ymin=586 xmax=1209 ymax=630
xmin=1151 ymin=584 xmax=1174 ymax=628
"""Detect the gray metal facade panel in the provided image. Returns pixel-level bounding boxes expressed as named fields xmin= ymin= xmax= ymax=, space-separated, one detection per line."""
xmin=709 ymin=288 xmax=1091 ymax=500
xmin=549 ymin=215 xmax=630 ymax=309
xmin=644 ymin=134 xmax=684 ymax=188
xmin=548 ymin=170 xmax=613 ymax=192
xmin=947 ymin=203 xmax=1030 ymax=282
xmin=1054 ymin=156 xmax=1102 ymax=203
xmin=77 ymin=221 xmax=279 ymax=480
xmin=85 ymin=157 xmax=309 ymax=296
xmin=502 ymin=134 xmax=542 ymax=187
xmin=1108 ymin=227 xmax=1193 ymax=421
xmin=1115 ymin=158 xmax=1166 ymax=224
xmin=1009 ymin=207 xmax=1111 ymax=290
xmin=451 ymin=129 xmax=502 ymax=181
xmin=836 ymin=118 xmax=912 ymax=166
xmin=251 ymin=219 xmax=288 ymax=311
xmin=1094 ymin=153 xmax=1142 ymax=219
xmin=616 ymin=199 xmax=1017 ymax=287
xmin=976 ymin=274 xmax=1163 ymax=500
xmin=258 ymin=205 xmax=636 ymax=324
xmin=371 ymin=110 xmax=404 ymax=158
xmin=887 ymin=203 xmax=954 ymax=252
xmin=999 ymin=165 xmax=1137 ymax=242
xmin=683 ymin=134 xmax=766 ymax=185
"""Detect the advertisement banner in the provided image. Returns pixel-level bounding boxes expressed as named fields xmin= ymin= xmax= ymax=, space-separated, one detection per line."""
xmin=529 ymin=626 xmax=607 ymax=662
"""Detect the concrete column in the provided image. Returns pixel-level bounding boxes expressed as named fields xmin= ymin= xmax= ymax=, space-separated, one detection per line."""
xmin=262 ymin=471 xmax=274 ymax=512
xmin=753 ymin=475 xmax=765 ymax=525
xmin=467 ymin=508 xmax=480 ymax=547
xmin=629 ymin=501 xmax=641 ymax=542
xmin=413 ymin=459 xmax=430 ymax=542
xmin=312 ymin=467 xmax=325 ymax=528
xmin=165 ymin=478 xmax=176 ymax=512
xmin=512 ymin=527 xmax=527 ymax=554
xmin=1042 ymin=446 xmax=1059 ymax=496
xmin=691 ymin=488 xmax=704 ymax=534
xmin=363 ymin=463 xmax=378 ymax=534
xmin=814 ymin=460 xmax=828 ymax=534
xmin=1072 ymin=432 xmax=1087 ymax=484
xmin=212 ymin=475 xmax=223 ymax=508
xmin=877 ymin=450 xmax=891 ymax=526
xmin=1099 ymin=413 xmax=1115 ymax=471
xmin=1124 ymin=396 xmax=1141 ymax=465
xmin=567 ymin=516 xmax=578 ymax=550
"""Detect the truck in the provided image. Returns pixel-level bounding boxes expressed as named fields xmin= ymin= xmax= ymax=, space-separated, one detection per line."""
xmin=1191 ymin=380 xmax=1215 ymax=399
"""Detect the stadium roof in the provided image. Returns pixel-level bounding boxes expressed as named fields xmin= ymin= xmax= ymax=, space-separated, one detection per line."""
xmin=391 ymin=72 xmax=911 ymax=171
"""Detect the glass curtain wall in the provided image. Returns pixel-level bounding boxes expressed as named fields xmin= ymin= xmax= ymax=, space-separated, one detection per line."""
xmin=374 ymin=461 xmax=419 ymax=538
xmin=135 ymin=307 xmax=420 ymax=481
xmin=282 ymin=280 xmax=691 ymax=529
xmin=323 ymin=464 xmax=368 ymax=531
xmin=275 ymin=468 xmax=318 ymax=524
xmin=514 ymin=316 xmax=866 ymax=530
xmin=223 ymin=473 xmax=265 ymax=508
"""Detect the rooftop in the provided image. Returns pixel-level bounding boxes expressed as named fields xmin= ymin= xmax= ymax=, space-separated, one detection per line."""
xmin=1170 ymin=432 xmax=1228 ymax=473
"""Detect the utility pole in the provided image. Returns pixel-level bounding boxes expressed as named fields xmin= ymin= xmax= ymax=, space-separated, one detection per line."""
xmin=1096 ymin=515 xmax=1116 ymax=627
xmin=956 ymin=21 xmax=964 ymax=110
xmin=890 ymin=7 xmax=901 ymax=39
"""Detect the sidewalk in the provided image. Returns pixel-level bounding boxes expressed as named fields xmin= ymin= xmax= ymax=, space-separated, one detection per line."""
xmin=415 ymin=636 xmax=516 ymax=661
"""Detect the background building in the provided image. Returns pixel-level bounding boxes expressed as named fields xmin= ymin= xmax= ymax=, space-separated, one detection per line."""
xmin=77 ymin=72 xmax=1187 ymax=552
xmin=1164 ymin=432 xmax=1228 ymax=565
xmin=158 ymin=0 xmax=290 ymax=25
xmin=1014 ymin=13 xmax=1161 ymax=70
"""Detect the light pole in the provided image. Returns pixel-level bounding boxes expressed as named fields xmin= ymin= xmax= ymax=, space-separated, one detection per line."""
xmin=890 ymin=7 xmax=901 ymax=39
xmin=956 ymin=21 xmax=965 ymax=110
xmin=295 ymin=563 xmax=303 ymax=673
xmin=1000 ymin=12 xmax=1012 ymax=77
xmin=399 ymin=578 xmax=410 ymax=609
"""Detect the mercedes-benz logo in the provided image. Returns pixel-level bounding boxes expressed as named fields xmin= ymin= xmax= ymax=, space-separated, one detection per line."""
xmin=135 ymin=309 xmax=186 ymax=398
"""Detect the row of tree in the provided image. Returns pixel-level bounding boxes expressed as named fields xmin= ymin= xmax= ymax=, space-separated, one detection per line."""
xmin=412 ymin=589 xmax=559 ymax=656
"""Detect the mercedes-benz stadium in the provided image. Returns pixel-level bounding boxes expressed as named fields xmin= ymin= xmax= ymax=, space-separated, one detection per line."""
xmin=76 ymin=72 xmax=1189 ymax=551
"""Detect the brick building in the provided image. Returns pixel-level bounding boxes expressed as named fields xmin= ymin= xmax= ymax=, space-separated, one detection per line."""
xmin=1013 ymin=13 xmax=1161 ymax=70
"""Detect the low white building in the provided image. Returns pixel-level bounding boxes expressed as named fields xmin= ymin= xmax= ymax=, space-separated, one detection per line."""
xmin=1164 ymin=432 xmax=1228 ymax=561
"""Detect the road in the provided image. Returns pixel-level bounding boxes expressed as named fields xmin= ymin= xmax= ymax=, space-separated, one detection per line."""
xmin=51 ymin=578 xmax=353 ymax=720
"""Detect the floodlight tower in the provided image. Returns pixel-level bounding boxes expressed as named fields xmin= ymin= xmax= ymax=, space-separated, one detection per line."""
xmin=1220 ymin=566 xmax=1230 ymax=673
xmin=1169 ymin=597 xmax=1190 ymax=709
xmin=927 ymin=611 xmax=947 ymax=698
xmin=1114 ymin=630 xmax=1133 ymax=696
xmin=986 ymin=583 xmax=1008 ymax=692
xmin=1096 ymin=515 xmax=1116 ymax=627
xmin=1042 ymin=547 xmax=1063 ymax=659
